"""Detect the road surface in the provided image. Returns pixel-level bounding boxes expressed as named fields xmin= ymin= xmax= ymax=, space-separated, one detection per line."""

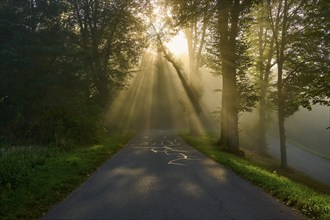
xmin=268 ymin=136 xmax=330 ymax=186
xmin=43 ymin=131 xmax=305 ymax=220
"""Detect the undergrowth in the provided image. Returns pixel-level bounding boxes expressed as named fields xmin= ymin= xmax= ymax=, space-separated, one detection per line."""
xmin=0 ymin=134 xmax=132 ymax=220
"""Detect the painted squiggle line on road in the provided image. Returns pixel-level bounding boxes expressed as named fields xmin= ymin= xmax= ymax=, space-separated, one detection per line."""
xmin=168 ymin=152 xmax=199 ymax=166
xmin=133 ymin=146 xmax=199 ymax=166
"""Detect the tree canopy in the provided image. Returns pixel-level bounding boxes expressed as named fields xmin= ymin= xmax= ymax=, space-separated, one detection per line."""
xmin=0 ymin=0 xmax=328 ymax=161
xmin=0 ymin=0 xmax=149 ymax=145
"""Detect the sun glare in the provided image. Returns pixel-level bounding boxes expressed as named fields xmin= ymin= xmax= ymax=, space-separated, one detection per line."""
xmin=165 ymin=31 xmax=188 ymax=56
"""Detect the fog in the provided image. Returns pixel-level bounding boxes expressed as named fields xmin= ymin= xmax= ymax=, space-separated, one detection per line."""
xmin=105 ymin=52 xmax=214 ymax=133
xmin=106 ymin=51 xmax=329 ymax=186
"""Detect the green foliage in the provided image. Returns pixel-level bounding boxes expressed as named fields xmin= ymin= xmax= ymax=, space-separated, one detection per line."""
xmin=236 ymin=40 xmax=260 ymax=112
xmin=282 ymin=0 xmax=330 ymax=111
xmin=267 ymin=0 xmax=330 ymax=117
xmin=0 ymin=134 xmax=132 ymax=220
xmin=181 ymin=134 xmax=330 ymax=219
xmin=245 ymin=0 xmax=330 ymax=159
xmin=204 ymin=0 xmax=259 ymax=114
xmin=0 ymin=0 xmax=148 ymax=145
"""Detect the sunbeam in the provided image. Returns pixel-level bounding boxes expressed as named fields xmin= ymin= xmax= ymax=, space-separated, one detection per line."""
xmin=165 ymin=31 xmax=188 ymax=57
xmin=105 ymin=51 xmax=187 ymax=131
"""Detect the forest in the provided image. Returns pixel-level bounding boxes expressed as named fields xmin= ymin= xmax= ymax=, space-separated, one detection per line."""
xmin=1 ymin=0 xmax=329 ymax=170
xmin=1 ymin=1 xmax=330 ymax=219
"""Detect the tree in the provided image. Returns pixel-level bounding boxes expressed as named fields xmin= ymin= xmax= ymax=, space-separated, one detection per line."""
xmin=0 ymin=0 xmax=82 ymax=144
xmin=246 ymin=2 xmax=276 ymax=154
xmin=0 ymin=0 xmax=149 ymax=145
xmin=212 ymin=0 xmax=256 ymax=153
xmin=165 ymin=0 xmax=213 ymax=134
xmin=69 ymin=0 xmax=148 ymax=109
xmin=149 ymin=22 xmax=203 ymax=119
xmin=165 ymin=0 xmax=257 ymax=152
xmin=267 ymin=0 xmax=330 ymax=168
xmin=149 ymin=1 xmax=205 ymax=134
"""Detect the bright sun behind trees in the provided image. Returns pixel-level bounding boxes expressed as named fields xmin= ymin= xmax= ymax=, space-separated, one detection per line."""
xmin=166 ymin=32 xmax=189 ymax=56
xmin=0 ymin=0 xmax=329 ymax=169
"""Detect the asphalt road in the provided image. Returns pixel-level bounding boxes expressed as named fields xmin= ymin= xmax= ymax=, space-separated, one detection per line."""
xmin=267 ymin=136 xmax=330 ymax=186
xmin=43 ymin=131 xmax=305 ymax=220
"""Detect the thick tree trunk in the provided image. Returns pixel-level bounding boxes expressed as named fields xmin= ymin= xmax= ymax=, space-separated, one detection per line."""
xmin=218 ymin=63 xmax=239 ymax=152
xmin=216 ymin=0 xmax=240 ymax=153
xmin=217 ymin=23 xmax=239 ymax=151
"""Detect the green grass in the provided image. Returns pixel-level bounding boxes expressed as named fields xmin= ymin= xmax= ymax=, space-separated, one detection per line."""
xmin=180 ymin=133 xmax=330 ymax=220
xmin=0 ymin=134 xmax=132 ymax=220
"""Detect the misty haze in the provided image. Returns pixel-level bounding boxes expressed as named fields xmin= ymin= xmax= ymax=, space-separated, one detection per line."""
xmin=1 ymin=0 xmax=329 ymax=219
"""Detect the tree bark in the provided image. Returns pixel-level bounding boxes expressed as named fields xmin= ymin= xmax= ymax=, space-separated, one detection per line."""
xmin=257 ymin=15 xmax=267 ymax=153
xmin=278 ymin=88 xmax=287 ymax=168
xmin=278 ymin=0 xmax=289 ymax=168
xmin=270 ymin=0 xmax=288 ymax=168
xmin=217 ymin=0 xmax=240 ymax=152
xmin=255 ymin=7 xmax=275 ymax=154
xmin=219 ymin=63 xmax=239 ymax=151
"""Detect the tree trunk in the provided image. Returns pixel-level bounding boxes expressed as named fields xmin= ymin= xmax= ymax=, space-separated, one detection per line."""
xmin=185 ymin=27 xmax=200 ymax=135
xmin=218 ymin=62 xmax=239 ymax=152
xmin=216 ymin=0 xmax=240 ymax=153
xmin=217 ymin=33 xmax=239 ymax=151
xmin=278 ymin=95 xmax=287 ymax=168
xmin=268 ymin=0 xmax=288 ymax=168
xmin=278 ymin=0 xmax=288 ymax=168
xmin=258 ymin=84 xmax=267 ymax=152
xmin=257 ymin=30 xmax=275 ymax=154
xmin=152 ymin=25 xmax=202 ymax=116
xmin=277 ymin=58 xmax=287 ymax=168
xmin=256 ymin=17 xmax=267 ymax=153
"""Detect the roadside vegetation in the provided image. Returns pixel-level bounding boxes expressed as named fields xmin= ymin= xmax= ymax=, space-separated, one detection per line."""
xmin=180 ymin=133 xmax=330 ymax=220
xmin=0 ymin=134 xmax=132 ymax=220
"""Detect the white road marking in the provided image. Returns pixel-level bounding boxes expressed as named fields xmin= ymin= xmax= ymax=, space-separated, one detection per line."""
xmin=132 ymin=143 xmax=199 ymax=166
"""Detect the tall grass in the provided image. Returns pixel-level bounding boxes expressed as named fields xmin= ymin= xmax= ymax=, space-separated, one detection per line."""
xmin=0 ymin=134 xmax=131 ymax=220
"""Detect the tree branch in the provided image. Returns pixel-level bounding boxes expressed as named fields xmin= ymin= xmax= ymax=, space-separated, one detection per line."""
xmin=150 ymin=23 xmax=202 ymax=113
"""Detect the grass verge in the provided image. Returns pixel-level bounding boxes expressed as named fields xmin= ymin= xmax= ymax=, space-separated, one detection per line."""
xmin=0 ymin=134 xmax=132 ymax=220
xmin=180 ymin=133 xmax=330 ymax=219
